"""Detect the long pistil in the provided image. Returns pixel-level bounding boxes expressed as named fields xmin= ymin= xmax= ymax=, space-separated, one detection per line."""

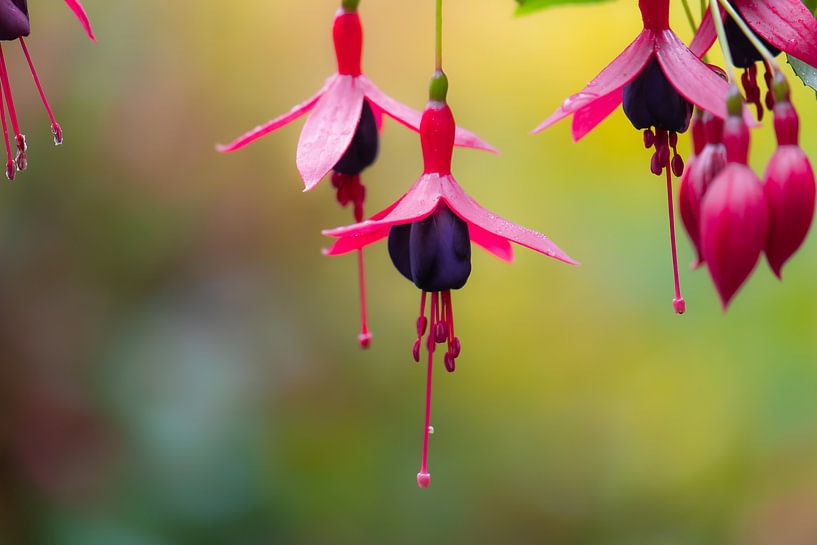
xmin=417 ymin=292 xmax=437 ymax=489
xmin=666 ymin=165 xmax=686 ymax=314
xmin=19 ymin=38 xmax=62 ymax=145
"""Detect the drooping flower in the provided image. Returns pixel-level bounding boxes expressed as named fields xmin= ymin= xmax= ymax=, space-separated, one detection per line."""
xmin=762 ymin=75 xmax=815 ymax=278
xmin=679 ymin=110 xmax=727 ymax=267
xmin=0 ymin=0 xmax=94 ymax=180
xmin=217 ymin=0 xmax=494 ymax=349
xmin=690 ymin=0 xmax=817 ymax=119
xmin=324 ymin=71 xmax=576 ymax=488
xmin=532 ymin=0 xmax=735 ymax=314
xmin=700 ymin=89 xmax=769 ymax=309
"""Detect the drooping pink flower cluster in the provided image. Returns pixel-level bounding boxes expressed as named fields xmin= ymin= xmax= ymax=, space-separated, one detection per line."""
xmin=0 ymin=0 xmax=94 ymax=180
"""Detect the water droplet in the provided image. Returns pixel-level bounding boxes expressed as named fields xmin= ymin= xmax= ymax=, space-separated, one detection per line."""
xmin=428 ymin=426 xmax=435 ymax=434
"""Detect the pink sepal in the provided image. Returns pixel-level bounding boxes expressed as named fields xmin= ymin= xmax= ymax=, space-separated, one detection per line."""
xmin=737 ymin=0 xmax=817 ymax=68
xmin=688 ymin=5 xmax=720 ymax=59
xmin=532 ymin=30 xmax=654 ymax=134
xmin=297 ymin=75 xmax=365 ymax=191
xmin=357 ymin=77 xmax=498 ymax=153
xmin=217 ymin=76 xmax=337 ymax=153
xmin=571 ymin=89 xmax=623 ymax=142
xmin=64 ymin=0 xmax=95 ymax=41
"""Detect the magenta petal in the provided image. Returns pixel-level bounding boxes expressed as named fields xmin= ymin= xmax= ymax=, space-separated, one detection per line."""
xmin=217 ymin=76 xmax=336 ymax=153
xmin=532 ymin=30 xmax=654 ymax=134
xmin=654 ymin=30 xmax=729 ymax=119
xmin=297 ymin=75 xmax=365 ymax=191
xmin=64 ymin=0 xmax=95 ymax=41
xmin=441 ymin=176 xmax=578 ymax=266
xmin=358 ymin=77 xmax=498 ymax=153
xmin=571 ymin=89 xmax=623 ymax=142
xmin=323 ymin=174 xmax=446 ymax=239
xmin=689 ymin=5 xmax=719 ymax=59
xmin=738 ymin=0 xmax=817 ymax=67
xmin=471 ymin=225 xmax=514 ymax=262
xmin=323 ymin=227 xmax=390 ymax=256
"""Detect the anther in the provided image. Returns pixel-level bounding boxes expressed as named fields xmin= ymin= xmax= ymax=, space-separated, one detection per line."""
xmin=643 ymin=129 xmax=655 ymax=149
xmin=14 ymin=134 xmax=26 ymax=171
xmin=444 ymin=352 xmax=455 ymax=373
xmin=412 ymin=339 xmax=422 ymax=363
xmin=51 ymin=123 xmax=63 ymax=146
xmin=5 ymin=160 xmax=14 ymax=181
xmin=417 ymin=316 xmax=428 ymax=336
xmin=451 ymin=337 xmax=461 ymax=358
xmin=435 ymin=321 xmax=448 ymax=344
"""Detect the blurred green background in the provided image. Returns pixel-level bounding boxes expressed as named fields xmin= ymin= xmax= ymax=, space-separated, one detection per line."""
xmin=1 ymin=1 xmax=817 ymax=544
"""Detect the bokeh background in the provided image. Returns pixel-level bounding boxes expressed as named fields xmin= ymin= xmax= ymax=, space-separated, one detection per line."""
xmin=1 ymin=1 xmax=817 ymax=544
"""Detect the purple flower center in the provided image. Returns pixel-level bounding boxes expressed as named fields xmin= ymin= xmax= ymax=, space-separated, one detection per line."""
xmin=332 ymin=99 xmax=379 ymax=176
xmin=623 ymin=59 xmax=692 ymax=134
xmin=0 ymin=0 xmax=29 ymax=41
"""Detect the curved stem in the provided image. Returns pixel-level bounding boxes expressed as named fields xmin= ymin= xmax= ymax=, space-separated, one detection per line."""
xmin=435 ymin=0 xmax=443 ymax=71
xmin=709 ymin=1 xmax=738 ymax=83
xmin=717 ymin=0 xmax=780 ymax=72
xmin=680 ymin=0 xmax=698 ymax=34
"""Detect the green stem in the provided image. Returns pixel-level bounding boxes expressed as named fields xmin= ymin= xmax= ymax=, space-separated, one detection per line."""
xmin=710 ymin=0 xmax=738 ymax=83
xmin=680 ymin=0 xmax=698 ymax=35
xmin=436 ymin=0 xmax=443 ymax=70
xmin=717 ymin=0 xmax=780 ymax=72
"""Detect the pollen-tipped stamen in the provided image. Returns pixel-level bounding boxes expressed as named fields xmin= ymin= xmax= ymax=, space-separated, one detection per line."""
xmin=0 ymin=81 xmax=14 ymax=181
xmin=417 ymin=292 xmax=438 ymax=489
xmin=19 ymin=38 xmax=62 ymax=146
xmin=441 ymin=290 xmax=460 ymax=372
xmin=0 ymin=45 xmax=26 ymax=171
xmin=741 ymin=65 xmax=763 ymax=121
xmin=413 ymin=291 xmax=428 ymax=362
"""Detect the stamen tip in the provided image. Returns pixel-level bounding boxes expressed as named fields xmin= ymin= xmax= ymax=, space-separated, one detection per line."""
xmin=673 ymin=297 xmax=686 ymax=315
xmin=417 ymin=472 xmax=431 ymax=489
xmin=51 ymin=123 xmax=63 ymax=146
xmin=5 ymin=160 xmax=15 ymax=181
xmin=358 ymin=331 xmax=372 ymax=349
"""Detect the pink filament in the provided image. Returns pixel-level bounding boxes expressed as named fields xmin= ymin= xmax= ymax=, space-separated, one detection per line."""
xmin=0 ymin=76 xmax=13 ymax=178
xmin=0 ymin=45 xmax=20 ymax=137
xmin=19 ymin=39 xmax=59 ymax=131
xmin=418 ymin=292 xmax=437 ymax=488
xmin=356 ymin=248 xmax=371 ymax=348
xmin=666 ymin=166 xmax=686 ymax=314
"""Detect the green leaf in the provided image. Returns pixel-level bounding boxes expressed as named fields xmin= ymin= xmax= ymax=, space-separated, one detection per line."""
xmin=788 ymin=54 xmax=817 ymax=98
xmin=803 ymin=0 xmax=817 ymax=14
xmin=515 ymin=0 xmax=613 ymax=16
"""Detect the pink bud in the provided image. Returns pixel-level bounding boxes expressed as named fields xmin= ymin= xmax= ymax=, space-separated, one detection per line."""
xmin=700 ymin=164 xmax=769 ymax=309
xmin=763 ymin=146 xmax=815 ymax=278
xmin=679 ymin=144 xmax=727 ymax=267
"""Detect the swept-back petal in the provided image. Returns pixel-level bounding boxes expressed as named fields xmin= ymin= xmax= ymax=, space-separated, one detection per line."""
xmin=358 ymin=77 xmax=498 ymax=153
xmin=64 ymin=0 xmax=95 ymax=41
xmin=689 ymin=5 xmax=718 ymax=59
xmin=441 ymin=176 xmax=578 ymax=266
xmin=571 ymin=88 xmax=623 ymax=142
xmin=532 ymin=30 xmax=655 ymax=135
xmin=217 ymin=76 xmax=336 ymax=153
xmin=470 ymin=225 xmax=514 ymax=261
xmin=655 ymin=30 xmax=729 ymax=118
xmin=323 ymin=174 xmax=447 ymax=239
xmin=323 ymin=227 xmax=391 ymax=256
xmin=297 ymin=75 xmax=365 ymax=191
xmin=737 ymin=0 xmax=817 ymax=67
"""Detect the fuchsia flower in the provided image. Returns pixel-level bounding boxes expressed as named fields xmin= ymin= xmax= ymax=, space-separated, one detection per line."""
xmin=216 ymin=4 xmax=495 ymax=190
xmin=217 ymin=1 xmax=494 ymax=349
xmin=762 ymin=76 xmax=815 ymax=278
xmin=690 ymin=0 xmax=817 ymax=119
xmin=0 ymin=0 xmax=94 ymax=180
xmin=679 ymin=111 xmax=727 ymax=267
xmin=323 ymin=72 xmax=576 ymax=488
xmin=700 ymin=90 xmax=769 ymax=308
xmin=532 ymin=0 xmax=739 ymax=314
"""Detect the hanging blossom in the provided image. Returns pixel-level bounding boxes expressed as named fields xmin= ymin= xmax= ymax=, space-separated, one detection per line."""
xmin=531 ymin=0 xmax=737 ymax=314
xmin=323 ymin=71 xmax=577 ymax=489
xmin=690 ymin=0 xmax=817 ymax=120
xmin=217 ymin=0 xmax=494 ymax=349
xmin=0 ymin=0 xmax=94 ymax=180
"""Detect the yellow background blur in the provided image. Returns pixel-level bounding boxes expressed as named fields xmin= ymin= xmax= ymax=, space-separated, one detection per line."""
xmin=1 ymin=1 xmax=816 ymax=544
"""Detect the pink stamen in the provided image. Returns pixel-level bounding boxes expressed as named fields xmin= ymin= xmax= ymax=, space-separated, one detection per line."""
xmin=0 ymin=45 xmax=27 ymax=171
xmin=19 ymin=38 xmax=62 ymax=145
xmin=412 ymin=292 xmax=428 ymax=363
xmin=417 ymin=292 xmax=437 ymax=489
xmin=356 ymin=248 xmax=371 ymax=349
xmin=666 ymin=166 xmax=686 ymax=314
xmin=0 ymin=81 xmax=14 ymax=181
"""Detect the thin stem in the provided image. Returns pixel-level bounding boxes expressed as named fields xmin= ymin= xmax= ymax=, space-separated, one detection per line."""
xmin=680 ymin=0 xmax=698 ymax=35
xmin=709 ymin=1 xmax=738 ymax=83
xmin=700 ymin=0 xmax=706 ymax=19
xmin=718 ymin=0 xmax=780 ymax=72
xmin=666 ymin=166 xmax=685 ymax=314
xmin=435 ymin=0 xmax=443 ymax=71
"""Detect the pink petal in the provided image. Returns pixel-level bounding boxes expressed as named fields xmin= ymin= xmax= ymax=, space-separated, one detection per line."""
xmin=689 ymin=5 xmax=718 ymax=59
xmin=323 ymin=174 xmax=447 ymax=239
xmin=358 ymin=77 xmax=498 ymax=153
xmin=297 ymin=75 xmax=365 ymax=191
xmin=441 ymin=176 xmax=578 ymax=266
xmin=216 ymin=76 xmax=336 ymax=153
xmin=64 ymin=0 xmax=95 ymax=41
xmin=737 ymin=0 xmax=817 ymax=67
xmin=323 ymin=227 xmax=390 ymax=256
xmin=532 ymin=30 xmax=654 ymax=135
xmin=571 ymin=88 xmax=623 ymax=142
xmin=654 ymin=30 xmax=729 ymax=119
xmin=470 ymin=225 xmax=514 ymax=261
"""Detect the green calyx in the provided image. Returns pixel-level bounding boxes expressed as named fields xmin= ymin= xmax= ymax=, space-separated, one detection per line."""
xmin=341 ymin=0 xmax=360 ymax=12
xmin=429 ymin=70 xmax=448 ymax=103
xmin=772 ymin=72 xmax=791 ymax=103
xmin=726 ymin=84 xmax=744 ymax=117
